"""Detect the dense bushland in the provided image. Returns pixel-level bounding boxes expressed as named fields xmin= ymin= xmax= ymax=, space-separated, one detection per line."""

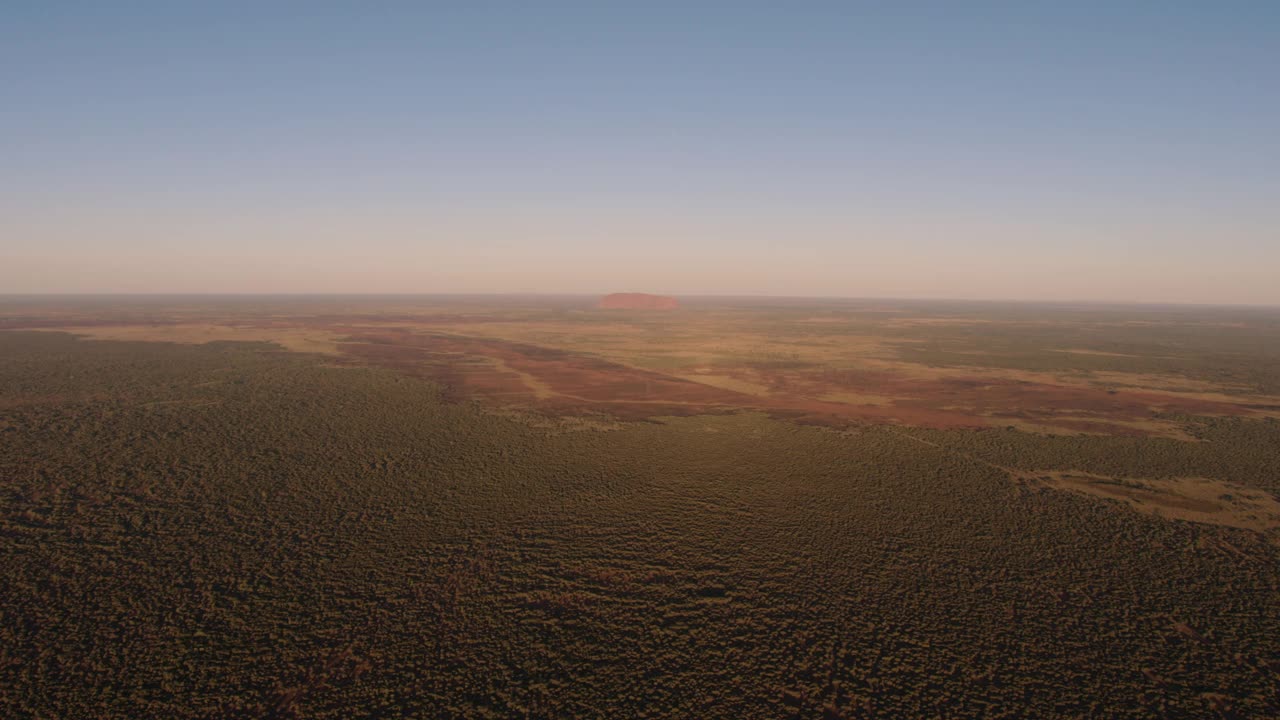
xmin=1 ymin=332 xmax=1278 ymax=718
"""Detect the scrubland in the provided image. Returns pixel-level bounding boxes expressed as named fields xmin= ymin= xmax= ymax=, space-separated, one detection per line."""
xmin=2 ymin=298 xmax=1280 ymax=718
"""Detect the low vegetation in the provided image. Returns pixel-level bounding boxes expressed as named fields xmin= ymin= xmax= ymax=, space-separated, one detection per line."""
xmin=2 ymin=295 xmax=1280 ymax=712
xmin=2 ymin=299 xmax=1280 ymax=717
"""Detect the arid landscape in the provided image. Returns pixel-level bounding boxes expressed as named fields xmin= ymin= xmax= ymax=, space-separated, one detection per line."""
xmin=3 ymin=295 xmax=1279 ymax=718
xmin=8 ymin=3 xmax=1277 ymax=717
xmin=8 ymin=295 xmax=1279 ymax=438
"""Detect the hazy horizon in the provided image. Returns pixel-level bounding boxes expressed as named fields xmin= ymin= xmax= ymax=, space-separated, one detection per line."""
xmin=5 ymin=3 xmax=1278 ymax=304
xmin=6 ymin=291 xmax=1280 ymax=312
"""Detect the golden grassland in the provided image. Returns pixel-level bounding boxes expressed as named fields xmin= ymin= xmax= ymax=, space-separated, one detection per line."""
xmin=10 ymin=298 xmax=1280 ymax=441
xmin=34 ymin=323 xmax=347 ymax=356
xmin=1025 ymin=471 xmax=1280 ymax=534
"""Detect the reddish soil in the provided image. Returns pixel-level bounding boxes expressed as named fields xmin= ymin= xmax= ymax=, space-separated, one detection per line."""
xmin=337 ymin=329 xmax=745 ymax=416
xmin=325 ymin=331 xmax=994 ymax=429
xmin=11 ymin=312 xmax=1254 ymax=435
xmin=597 ymin=293 xmax=680 ymax=310
xmin=326 ymin=328 xmax=1252 ymax=433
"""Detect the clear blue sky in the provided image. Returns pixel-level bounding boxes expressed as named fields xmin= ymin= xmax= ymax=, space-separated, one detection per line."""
xmin=4 ymin=2 xmax=1278 ymax=302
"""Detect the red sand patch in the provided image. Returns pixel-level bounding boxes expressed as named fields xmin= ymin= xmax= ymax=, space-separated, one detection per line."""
xmin=337 ymin=329 xmax=1252 ymax=434
xmin=8 ymin=313 xmax=1258 ymax=436
xmin=331 ymin=330 xmax=1047 ymax=430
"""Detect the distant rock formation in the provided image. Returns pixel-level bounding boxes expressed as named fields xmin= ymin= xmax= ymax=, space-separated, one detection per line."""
xmin=598 ymin=293 xmax=679 ymax=310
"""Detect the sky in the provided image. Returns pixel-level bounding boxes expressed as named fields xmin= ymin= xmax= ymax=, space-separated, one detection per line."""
xmin=3 ymin=2 xmax=1278 ymax=303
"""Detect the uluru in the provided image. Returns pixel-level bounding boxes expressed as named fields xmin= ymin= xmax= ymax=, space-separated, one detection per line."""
xmin=598 ymin=293 xmax=680 ymax=310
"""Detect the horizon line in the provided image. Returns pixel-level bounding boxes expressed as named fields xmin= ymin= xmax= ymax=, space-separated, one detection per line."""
xmin=2 ymin=291 xmax=1278 ymax=310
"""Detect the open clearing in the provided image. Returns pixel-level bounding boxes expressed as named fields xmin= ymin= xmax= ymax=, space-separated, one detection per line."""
xmin=10 ymin=299 xmax=1280 ymax=438
xmin=1023 ymin=471 xmax=1280 ymax=534
xmin=35 ymin=323 xmax=347 ymax=355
